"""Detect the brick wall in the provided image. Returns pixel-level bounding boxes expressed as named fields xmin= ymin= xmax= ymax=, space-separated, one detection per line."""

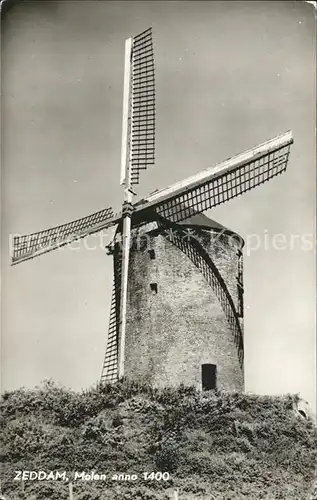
xmin=122 ymin=222 xmax=244 ymax=392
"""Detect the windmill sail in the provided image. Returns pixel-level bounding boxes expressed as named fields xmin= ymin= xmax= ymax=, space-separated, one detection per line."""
xmin=120 ymin=27 xmax=155 ymax=187
xmin=135 ymin=131 xmax=293 ymax=223
xmin=117 ymin=27 xmax=155 ymax=379
xmin=130 ymin=27 xmax=155 ymax=185
xmin=101 ymin=281 xmax=120 ymax=383
xmin=130 ymin=28 xmax=155 ymax=185
xmin=11 ymin=207 xmax=116 ymax=265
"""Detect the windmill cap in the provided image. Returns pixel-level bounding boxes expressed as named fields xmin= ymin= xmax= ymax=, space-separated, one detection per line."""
xmin=179 ymin=211 xmax=245 ymax=248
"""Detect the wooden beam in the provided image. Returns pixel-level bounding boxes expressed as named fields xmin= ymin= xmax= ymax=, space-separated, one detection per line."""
xmin=120 ymin=38 xmax=132 ymax=187
xmin=118 ymin=36 xmax=134 ymax=378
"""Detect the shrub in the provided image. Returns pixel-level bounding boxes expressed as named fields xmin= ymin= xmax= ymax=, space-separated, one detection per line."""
xmin=154 ymin=439 xmax=181 ymax=472
xmin=1 ymin=381 xmax=316 ymax=500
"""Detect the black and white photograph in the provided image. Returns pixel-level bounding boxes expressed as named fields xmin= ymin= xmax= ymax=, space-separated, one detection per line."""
xmin=1 ymin=1 xmax=316 ymax=499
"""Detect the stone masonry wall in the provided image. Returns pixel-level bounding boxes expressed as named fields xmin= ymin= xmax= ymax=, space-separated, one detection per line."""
xmin=123 ymin=224 xmax=244 ymax=392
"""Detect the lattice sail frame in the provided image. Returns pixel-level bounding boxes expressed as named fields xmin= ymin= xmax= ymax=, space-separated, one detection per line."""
xmin=130 ymin=28 xmax=155 ymax=185
xmin=12 ymin=207 xmax=116 ymax=265
xmin=120 ymin=27 xmax=155 ymax=187
xmin=101 ymin=243 xmax=123 ymax=383
xmin=135 ymin=131 xmax=293 ymax=223
xmin=101 ymin=281 xmax=118 ymax=383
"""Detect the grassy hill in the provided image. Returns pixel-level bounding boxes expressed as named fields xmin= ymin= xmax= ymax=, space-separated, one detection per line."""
xmin=1 ymin=379 xmax=316 ymax=500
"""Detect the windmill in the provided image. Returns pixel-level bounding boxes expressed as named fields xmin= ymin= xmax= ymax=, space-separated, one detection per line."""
xmin=12 ymin=28 xmax=294 ymax=391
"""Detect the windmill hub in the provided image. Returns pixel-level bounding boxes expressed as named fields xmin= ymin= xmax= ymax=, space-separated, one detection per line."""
xmin=105 ymin=243 xmax=115 ymax=256
xmin=122 ymin=201 xmax=134 ymax=217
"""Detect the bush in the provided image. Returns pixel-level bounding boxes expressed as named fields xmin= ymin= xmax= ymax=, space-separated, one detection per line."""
xmin=154 ymin=439 xmax=181 ymax=472
xmin=1 ymin=381 xmax=316 ymax=499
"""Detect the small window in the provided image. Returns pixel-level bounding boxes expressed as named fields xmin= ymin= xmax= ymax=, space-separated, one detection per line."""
xmin=298 ymin=409 xmax=307 ymax=419
xmin=150 ymin=283 xmax=158 ymax=294
xmin=148 ymin=249 xmax=156 ymax=260
xmin=202 ymin=364 xmax=217 ymax=391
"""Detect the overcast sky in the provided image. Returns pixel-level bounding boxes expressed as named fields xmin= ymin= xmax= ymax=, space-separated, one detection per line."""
xmin=1 ymin=1 xmax=316 ymax=411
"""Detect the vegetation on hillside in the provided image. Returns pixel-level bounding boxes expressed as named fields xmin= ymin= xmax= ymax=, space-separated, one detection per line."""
xmin=1 ymin=379 xmax=316 ymax=500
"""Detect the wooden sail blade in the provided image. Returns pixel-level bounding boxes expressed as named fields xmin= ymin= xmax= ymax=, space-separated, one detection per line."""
xmin=101 ymin=236 xmax=123 ymax=383
xmin=101 ymin=281 xmax=120 ymax=383
xmin=11 ymin=207 xmax=118 ymax=265
xmin=120 ymin=27 xmax=155 ymax=187
xmin=135 ymin=131 xmax=293 ymax=222
xmin=117 ymin=26 xmax=155 ymax=379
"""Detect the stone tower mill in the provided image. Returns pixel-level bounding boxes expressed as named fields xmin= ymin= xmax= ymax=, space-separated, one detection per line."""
xmin=107 ymin=210 xmax=245 ymax=392
xmin=11 ymin=28 xmax=293 ymax=391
